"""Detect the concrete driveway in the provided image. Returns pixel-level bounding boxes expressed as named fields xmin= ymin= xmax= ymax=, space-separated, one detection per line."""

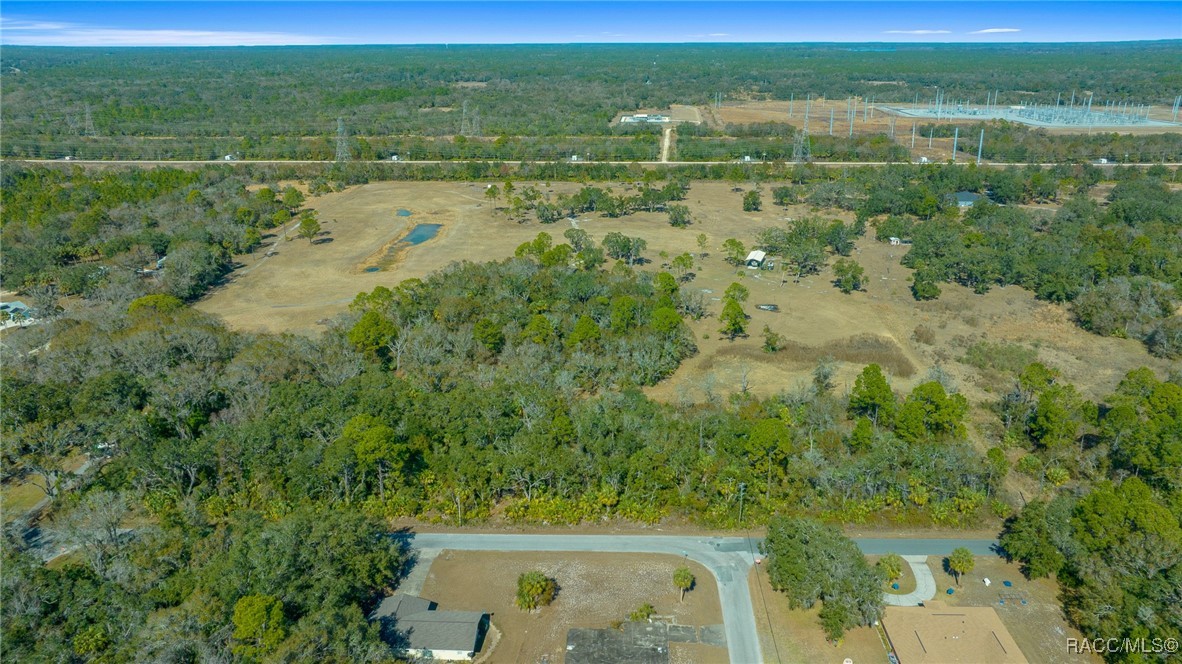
xmin=883 ymin=555 xmax=938 ymax=607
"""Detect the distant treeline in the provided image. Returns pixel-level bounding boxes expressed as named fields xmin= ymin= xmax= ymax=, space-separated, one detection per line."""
xmin=3 ymin=42 xmax=1180 ymax=156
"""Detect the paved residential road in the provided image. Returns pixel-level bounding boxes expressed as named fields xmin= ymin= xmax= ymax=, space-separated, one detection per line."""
xmin=398 ymin=532 xmax=998 ymax=664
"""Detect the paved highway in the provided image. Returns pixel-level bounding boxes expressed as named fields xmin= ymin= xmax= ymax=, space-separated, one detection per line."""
xmin=7 ymin=158 xmax=1166 ymax=168
xmin=399 ymin=532 xmax=998 ymax=664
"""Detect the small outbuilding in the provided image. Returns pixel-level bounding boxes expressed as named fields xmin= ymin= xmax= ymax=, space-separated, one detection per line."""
xmin=370 ymin=593 xmax=489 ymax=661
xmin=745 ymin=250 xmax=767 ymax=269
xmin=951 ymin=191 xmax=983 ymax=208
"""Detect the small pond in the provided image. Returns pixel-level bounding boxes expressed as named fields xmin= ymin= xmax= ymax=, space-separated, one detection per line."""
xmin=395 ymin=208 xmax=412 ymax=217
xmin=402 ymin=223 xmax=441 ymax=246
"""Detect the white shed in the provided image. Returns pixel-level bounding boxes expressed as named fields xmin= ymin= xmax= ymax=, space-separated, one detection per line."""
xmin=745 ymin=250 xmax=767 ymax=268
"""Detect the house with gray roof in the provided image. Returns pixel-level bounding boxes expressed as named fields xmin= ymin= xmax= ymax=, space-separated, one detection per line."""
xmin=371 ymin=593 xmax=489 ymax=661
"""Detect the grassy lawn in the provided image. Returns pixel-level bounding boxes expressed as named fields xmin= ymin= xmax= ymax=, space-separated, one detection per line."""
xmin=867 ymin=554 xmax=916 ymax=595
xmin=1 ymin=478 xmax=48 ymax=522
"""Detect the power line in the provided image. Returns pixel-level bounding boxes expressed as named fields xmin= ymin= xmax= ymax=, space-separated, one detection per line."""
xmin=335 ymin=117 xmax=351 ymax=162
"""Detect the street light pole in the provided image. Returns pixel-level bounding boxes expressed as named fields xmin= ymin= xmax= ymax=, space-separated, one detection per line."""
xmin=738 ymin=482 xmax=746 ymax=526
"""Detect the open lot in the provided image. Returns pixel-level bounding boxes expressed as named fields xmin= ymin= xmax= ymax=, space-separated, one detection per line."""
xmin=715 ymin=98 xmax=1182 ymax=162
xmin=418 ymin=551 xmax=725 ymax=664
xmin=921 ymin=555 xmax=1099 ymax=664
xmin=747 ymin=563 xmax=889 ymax=664
xmin=198 ymin=180 xmax=1170 ymax=406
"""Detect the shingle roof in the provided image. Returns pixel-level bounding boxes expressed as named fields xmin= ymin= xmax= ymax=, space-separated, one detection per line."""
xmin=371 ymin=594 xmax=487 ymax=654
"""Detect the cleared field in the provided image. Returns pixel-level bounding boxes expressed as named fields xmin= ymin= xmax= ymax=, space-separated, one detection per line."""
xmin=924 ymin=555 xmax=1100 ymax=664
xmin=716 ymin=98 xmax=1182 ymax=163
xmin=197 ymin=180 xmax=1171 ymax=405
xmin=418 ymin=551 xmax=725 ymax=664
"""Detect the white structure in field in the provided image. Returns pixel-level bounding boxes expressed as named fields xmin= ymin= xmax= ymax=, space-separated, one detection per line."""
xmin=620 ymin=113 xmax=670 ymax=124
xmin=745 ymin=250 xmax=767 ymax=269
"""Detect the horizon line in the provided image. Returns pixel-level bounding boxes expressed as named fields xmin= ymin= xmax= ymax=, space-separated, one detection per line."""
xmin=5 ymin=38 xmax=1181 ymax=47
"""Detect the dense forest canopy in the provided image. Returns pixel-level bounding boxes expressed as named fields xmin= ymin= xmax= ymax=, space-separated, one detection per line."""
xmin=2 ymin=158 xmax=1180 ymax=660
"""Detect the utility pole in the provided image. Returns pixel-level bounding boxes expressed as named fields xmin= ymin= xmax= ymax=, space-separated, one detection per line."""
xmin=829 ymin=109 xmax=834 ymax=136
xmin=951 ymin=126 xmax=959 ymax=163
xmin=976 ymin=128 xmax=984 ymax=165
xmin=911 ymin=122 xmax=917 ymax=149
xmin=789 ymin=93 xmax=794 ymax=117
xmin=738 ymin=482 xmax=746 ymax=526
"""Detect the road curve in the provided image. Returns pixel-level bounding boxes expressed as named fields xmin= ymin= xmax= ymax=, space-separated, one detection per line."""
xmin=398 ymin=532 xmax=999 ymax=664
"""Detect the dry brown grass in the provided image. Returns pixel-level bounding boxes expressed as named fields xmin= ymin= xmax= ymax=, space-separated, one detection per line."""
xmin=198 ymin=180 xmax=1172 ymax=411
xmin=420 ymin=551 xmax=724 ymax=664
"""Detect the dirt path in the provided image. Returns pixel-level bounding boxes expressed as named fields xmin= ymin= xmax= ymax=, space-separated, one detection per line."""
xmin=661 ymin=126 xmax=674 ymax=163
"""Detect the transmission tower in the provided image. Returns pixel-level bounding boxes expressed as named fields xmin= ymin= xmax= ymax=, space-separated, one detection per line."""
xmin=83 ymin=103 xmax=96 ymax=137
xmin=791 ymin=128 xmax=812 ymax=163
xmin=335 ymin=117 xmax=351 ymax=162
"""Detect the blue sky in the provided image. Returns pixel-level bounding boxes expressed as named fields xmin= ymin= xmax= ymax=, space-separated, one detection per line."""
xmin=2 ymin=2 xmax=1180 ymax=46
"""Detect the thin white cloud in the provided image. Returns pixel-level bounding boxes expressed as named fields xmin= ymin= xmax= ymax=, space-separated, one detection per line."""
xmin=2 ymin=19 xmax=72 ymax=31
xmin=708 ymin=33 xmax=730 ymax=37
xmin=883 ymin=29 xmax=952 ymax=35
xmin=970 ymin=28 xmax=1022 ymax=34
xmin=0 ymin=18 xmax=332 ymax=46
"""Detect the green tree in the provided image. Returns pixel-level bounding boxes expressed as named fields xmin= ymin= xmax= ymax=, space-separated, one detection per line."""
xmin=650 ymin=307 xmax=683 ymax=337
xmin=743 ymin=190 xmax=762 ymax=212
xmin=522 ymin=315 xmax=555 ymax=345
xmin=998 ymin=500 xmax=1069 ymax=579
xmin=673 ymin=567 xmax=695 ymax=602
xmin=894 ymin=381 xmax=968 ymax=442
xmin=347 ymin=310 xmax=398 ymax=358
xmin=878 ymin=553 xmax=905 ymax=583
xmin=832 ymin=258 xmax=865 ymax=294
xmin=232 ymin=594 xmax=288 ymax=659
xmin=722 ymin=238 xmax=747 ymax=266
xmin=696 ymin=233 xmax=709 ymax=257
xmin=282 ymin=186 xmax=305 ymax=209
xmin=653 ymin=272 xmax=679 ymax=301
xmin=563 ymin=227 xmax=591 ymax=252
xmin=343 ymin=414 xmax=407 ymax=501
xmin=848 ymin=364 xmax=896 ymax=426
xmin=516 ymin=571 xmax=557 ymax=611
xmin=947 ymin=547 xmax=975 ymax=586
xmin=566 ymin=315 xmax=602 ymax=349
xmin=473 ymin=318 xmax=505 ymax=353
xmin=724 ymin=282 xmax=749 ymax=303
xmin=297 ymin=211 xmax=321 ymax=243
xmin=911 ymin=272 xmax=941 ymax=301
xmin=610 ymin=295 xmax=639 ymax=334
xmin=719 ymin=298 xmax=747 ymax=339
xmin=765 ymin=516 xmax=884 ymax=639
xmin=761 ymin=325 xmax=784 ymax=353
xmin=667 ymin=204 xmax=692 ymax=227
